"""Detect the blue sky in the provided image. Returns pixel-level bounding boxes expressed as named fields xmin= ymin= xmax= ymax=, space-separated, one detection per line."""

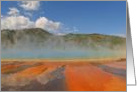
xmin=1 ymin=1 xmax=126 ymax=35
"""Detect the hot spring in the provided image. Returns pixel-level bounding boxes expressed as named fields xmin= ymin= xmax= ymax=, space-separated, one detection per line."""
xmin=1 ymin=48 xmax=126 ymax=59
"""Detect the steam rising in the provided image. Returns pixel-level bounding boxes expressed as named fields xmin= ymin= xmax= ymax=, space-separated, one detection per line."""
xmin=1 ymin=29 xmax=126 ymax=59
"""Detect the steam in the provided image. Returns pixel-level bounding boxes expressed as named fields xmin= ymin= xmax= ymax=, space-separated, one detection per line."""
xmin=1 ymin=32 xmax=126 ymax=59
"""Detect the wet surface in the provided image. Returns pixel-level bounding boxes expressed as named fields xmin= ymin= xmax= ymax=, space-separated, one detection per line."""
xmin=97 ymin=65 xmax=126 ymax=78
xmin=1 ymin=61 xmax=126 ymax=91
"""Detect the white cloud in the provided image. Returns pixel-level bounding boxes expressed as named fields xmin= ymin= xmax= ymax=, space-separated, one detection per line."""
xmin=35 ymin=17 xmax=48 ymax=29
xmin=1 ymin=16 xmax=34 ymax=30
xmin=20 ymin=1 xmax=40 ymax=11
xmin=8 ymin=7 xmax=19 ymax=16
xmin=1 ymin=2 xmax=62 ymax=34
xmin=1 ymin=15 xmax=61 ymax=32
xmin=35 ymin=17 xmax=61 ymax=31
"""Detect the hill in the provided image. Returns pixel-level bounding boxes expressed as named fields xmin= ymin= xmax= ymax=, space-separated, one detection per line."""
xmin=1 ymin=28 xmax=126 ymax=50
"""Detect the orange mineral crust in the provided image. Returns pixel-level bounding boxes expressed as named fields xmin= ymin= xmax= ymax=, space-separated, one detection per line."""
xmin=65 ymin=64 xmax=126 ymax=91
xmin=1 ymin=59 xmax=126 ymax=91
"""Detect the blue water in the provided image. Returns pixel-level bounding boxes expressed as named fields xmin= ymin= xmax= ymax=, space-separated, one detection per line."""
xmin=1 ymin=49 xmax=123 ymax=59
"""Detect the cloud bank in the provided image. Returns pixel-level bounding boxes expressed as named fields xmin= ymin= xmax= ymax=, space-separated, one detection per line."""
xmin=1 ymin=15 xmax=61 ymax=31
xmin=1 ymin=1 xmax=61 ymax=32
xmin=1 ymin=16 xmax=33 ymax=30
xmin=35 ymin=17 xmax=61 ymax=31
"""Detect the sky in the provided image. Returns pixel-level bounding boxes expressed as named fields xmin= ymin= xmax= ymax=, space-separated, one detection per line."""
xmin=1 ymin=1 xmax=126 ymax=36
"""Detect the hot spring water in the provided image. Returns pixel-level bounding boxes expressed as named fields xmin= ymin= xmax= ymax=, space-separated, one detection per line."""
xmin=1 ymin=48 xmax=125 ymax=59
